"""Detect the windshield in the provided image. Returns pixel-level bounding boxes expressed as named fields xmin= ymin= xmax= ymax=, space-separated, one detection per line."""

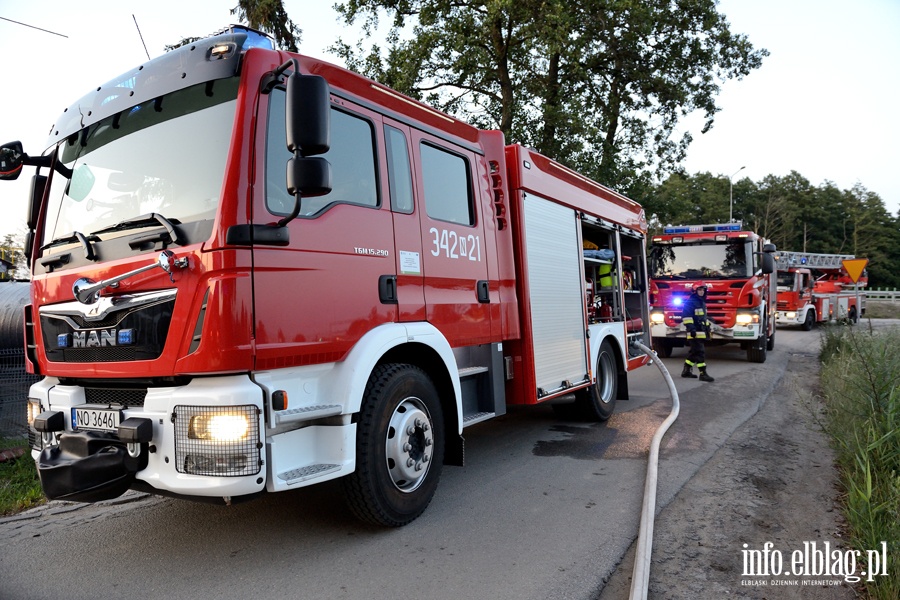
xmin=777 ymin=272 xmax=796 ymax=290
xmin=649 ymin=241 xmax=752 ymax=279
xmin=42 ymin=77 xmax=239 ymax=248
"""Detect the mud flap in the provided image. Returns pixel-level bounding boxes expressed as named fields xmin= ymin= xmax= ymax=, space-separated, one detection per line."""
xmin=37 ymin=431 xmax=143 ymax=503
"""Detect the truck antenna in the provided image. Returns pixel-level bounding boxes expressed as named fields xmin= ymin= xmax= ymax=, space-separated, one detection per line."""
xmin=132 ymin=15 xmax=151 ymax=61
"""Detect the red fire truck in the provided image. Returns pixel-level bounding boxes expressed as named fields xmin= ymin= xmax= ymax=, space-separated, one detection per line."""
xmin=648 ymin=223 xmax=777 ymax=363
xmin=775 ymin=251 xmax=867 ymax=329
xmin=1 ymin=26 xmax=652 ymax=526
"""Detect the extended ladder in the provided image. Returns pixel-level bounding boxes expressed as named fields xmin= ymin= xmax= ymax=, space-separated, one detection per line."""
xmin=775 ymin=251 xmax=854 ymax=270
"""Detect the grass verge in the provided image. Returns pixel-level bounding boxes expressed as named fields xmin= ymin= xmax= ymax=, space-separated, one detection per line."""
xmin=0 ymin=437 xmax=45 ymax=516
xmin=819 ymin=323 xmax=900 ymax=599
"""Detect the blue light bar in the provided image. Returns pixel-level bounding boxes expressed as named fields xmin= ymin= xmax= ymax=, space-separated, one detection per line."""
xmin=663 ymin=223 xmax=742 ymax=234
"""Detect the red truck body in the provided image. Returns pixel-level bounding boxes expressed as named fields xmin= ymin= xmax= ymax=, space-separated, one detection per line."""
xmin=647 ymin=223 xmax=777 ymax=363
xmin=3 ymin=27 xmax=651 ymax=525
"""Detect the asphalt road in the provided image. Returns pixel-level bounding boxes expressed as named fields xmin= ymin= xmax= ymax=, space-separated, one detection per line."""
xmin=0 ymin=327 xmax=852 ymax=600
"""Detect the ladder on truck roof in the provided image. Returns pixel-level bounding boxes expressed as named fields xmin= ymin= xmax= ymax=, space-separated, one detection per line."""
xmin=775 ymin=251 xmax=854 ymax=270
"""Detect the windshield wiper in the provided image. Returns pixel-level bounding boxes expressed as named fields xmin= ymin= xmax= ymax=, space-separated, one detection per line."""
xmin=90 ymin=212 xmax=183 ymax=246
xmin=40 ymin=231 xmax=98 ymax=261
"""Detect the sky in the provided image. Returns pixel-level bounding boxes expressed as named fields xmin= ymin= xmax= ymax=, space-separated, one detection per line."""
xmin=1 ymin=0 xmax=898 ymax=241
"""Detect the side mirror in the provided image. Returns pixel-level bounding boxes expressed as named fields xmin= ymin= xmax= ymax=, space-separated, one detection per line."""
xmin=287 ymin=157 xmax=331 ymax=197
xmin=762 ymin=243 xmax=776 ymax=253
xmin=286 ymin=74 xmax=330 ymax=157
xmin=0 ymin=141 xmax=25 ymax=181
xmin=761 ymin=253 xmax=775 ymax=275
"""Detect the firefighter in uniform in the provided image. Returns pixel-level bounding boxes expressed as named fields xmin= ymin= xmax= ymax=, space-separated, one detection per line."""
xmin=681 ymin=282 xmax=715 ymax=382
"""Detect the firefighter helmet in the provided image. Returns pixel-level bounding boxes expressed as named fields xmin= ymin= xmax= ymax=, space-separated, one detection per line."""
xmin=692 ymin=282 xmax=708 ymax=293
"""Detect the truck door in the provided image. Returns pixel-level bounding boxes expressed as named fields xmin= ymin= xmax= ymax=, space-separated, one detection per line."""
xmin=409 ymin=130 xmax=493 ymax=347
xmin=383 ymin=119 xmax=426 ymax=322
xmin=252 ymin=91 xmax=399 ymax=369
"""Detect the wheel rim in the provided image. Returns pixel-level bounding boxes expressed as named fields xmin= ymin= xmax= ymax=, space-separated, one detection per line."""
xmin=385 ymin=397 xmax=434 ymax=493
xmin=597 ymin=350 xmax=616 ymax=405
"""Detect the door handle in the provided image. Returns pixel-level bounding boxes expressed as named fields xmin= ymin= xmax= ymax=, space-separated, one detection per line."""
xmin=379 ymin=274 xmax=398 ymax=304
xmin=477 ymin=280 xmax=490 ymax=303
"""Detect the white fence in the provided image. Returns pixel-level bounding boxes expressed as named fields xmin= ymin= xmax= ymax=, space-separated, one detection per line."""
xmin=867 ymin=288 xmax=900 ymax=301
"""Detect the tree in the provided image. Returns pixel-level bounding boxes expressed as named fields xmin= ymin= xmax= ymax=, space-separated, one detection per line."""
xmin=333 ymin=0 xmax=768 ymax=195
xmin=0 ymin=232 xmax=29 ymax=281
xmin=739 ymin=172 xmax=811 ymax=249
xmin=645 ymin=170 xmax=743 ymax=232
xmin=645 ymin=172 xmax=900 ymax=289
xmin=165 ymin=1 xmax=301 ymax=52
xmin=231 ymin=0 xmax=301 ymax=52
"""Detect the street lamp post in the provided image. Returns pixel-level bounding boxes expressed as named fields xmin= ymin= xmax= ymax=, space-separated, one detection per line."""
xmin=729 ymin=166 xmax=746 ymax=222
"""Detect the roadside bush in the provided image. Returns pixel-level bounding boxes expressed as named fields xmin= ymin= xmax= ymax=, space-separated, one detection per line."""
xmin=820 ymin=325 xmax=900 ymax=600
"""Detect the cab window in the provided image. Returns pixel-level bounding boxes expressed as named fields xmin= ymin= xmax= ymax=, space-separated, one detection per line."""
xmin=420 ymin=142 xmax=474 ymax=226
xmin=267 ymin=89 xmax=378 ymax=217
xmin=384 ymin=125 xmax=414 ymax=213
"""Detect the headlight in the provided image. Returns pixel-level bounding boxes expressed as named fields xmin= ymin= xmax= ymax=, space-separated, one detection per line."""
xmin=27 ymin=399 xmax=41 ymax=450
xmin=736 ymin=313 xmax=759 ymax=325
xmin=189 ymin=414 xmax=250 ymax=442
xmin=650 ymin=312 xmax=665 ymax=324
xmin=27 ymin=399 xmax=41 ymax=427
xmin=174 ymin=405 xmax=260 ymax=477
xmin=786 ymin=312 xmax=796 ymax=319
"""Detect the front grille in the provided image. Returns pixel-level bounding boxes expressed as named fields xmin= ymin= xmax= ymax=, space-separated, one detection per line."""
xmin=57 ymin=347 xmax=140 ymax=363
xmin=41 ymin=296 xmax=175 ymax=363
xmin=67 ymin=313 xmax=128 ymax=329
xmin=85 ymin=387 xmax=148 ymax=408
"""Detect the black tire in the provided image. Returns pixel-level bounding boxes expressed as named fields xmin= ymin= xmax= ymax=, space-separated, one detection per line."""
xmin=574 ymin=339 xmax=618 ymax=421
xmin=801 ymin=309 xmax=816 ymax=331
xmin=652 ymin=337 xmax=673 ymax=358
xmin=747 ymin=332 xmax=767 ymax=363
xmin=343 ymin=363 xmax=445 ymax=527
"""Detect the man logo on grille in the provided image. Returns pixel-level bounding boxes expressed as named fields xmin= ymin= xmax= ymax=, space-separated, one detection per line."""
xmin=67 ymin=329 xmax=134 ymax=348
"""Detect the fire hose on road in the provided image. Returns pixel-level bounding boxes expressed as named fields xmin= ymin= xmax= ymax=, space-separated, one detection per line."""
xmin=628 ymin=342 xmax=681 ymax=600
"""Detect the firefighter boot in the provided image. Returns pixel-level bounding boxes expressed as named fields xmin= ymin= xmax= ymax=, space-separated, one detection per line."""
xmin=681 ymin=363 xmax=697 ymax=378
xmin=699 ymin=368 xmax=715 ymax=382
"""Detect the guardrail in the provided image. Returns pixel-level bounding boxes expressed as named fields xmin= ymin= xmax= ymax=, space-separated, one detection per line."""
xmin=867 ymin=288 xmax=900 ymax=301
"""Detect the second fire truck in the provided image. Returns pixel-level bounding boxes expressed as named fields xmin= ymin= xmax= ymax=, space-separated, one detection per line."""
xmin=648 ymin=223 xmax=777 ymax=363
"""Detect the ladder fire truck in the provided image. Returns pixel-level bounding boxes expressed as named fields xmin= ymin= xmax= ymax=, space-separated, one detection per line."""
xmin=0 ymin=26 xmax=653 ymax=526
xmin=775 ymin=251 xmax=867 ymax=330
xmin=647 ymin=223 xmax=777 ymax=363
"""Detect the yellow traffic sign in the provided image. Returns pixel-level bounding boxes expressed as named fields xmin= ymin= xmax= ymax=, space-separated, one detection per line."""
xmin=842 ymin=258 xmax=869 ymax=283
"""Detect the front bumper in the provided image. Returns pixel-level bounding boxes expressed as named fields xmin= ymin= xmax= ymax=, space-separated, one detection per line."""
xmin=650 ymin=322 xmax=761 ymax=341
xmin=30 ymin=375 xmax=268 ymax=502
xmin=37 ymin=430 xmax=142 ymax=502
xmin=776 ymin=310 xmax=804 ymax=326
